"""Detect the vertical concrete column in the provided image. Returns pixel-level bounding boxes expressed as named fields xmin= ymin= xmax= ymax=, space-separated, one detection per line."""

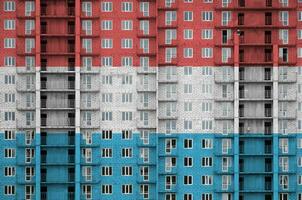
xmin=35 ymin=1 xmax=41 ymax=199
xmin=272 ymin=45 xmax=279 ymax=200
xmin=35 ymin=70 xmax=41 ymax=200
xmin=75 ymin=0 xmax=81 ymax=199
xmin=233 ymin=31 xmax=240 ymax=200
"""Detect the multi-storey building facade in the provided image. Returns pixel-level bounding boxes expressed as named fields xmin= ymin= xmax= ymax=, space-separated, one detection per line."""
xmin=1 ymin=0 xmax=302 ymax=200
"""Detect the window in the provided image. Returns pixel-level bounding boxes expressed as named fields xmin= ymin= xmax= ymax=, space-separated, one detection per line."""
xmin=184 ymin=11 xmax=193 ymax=21
xmin=101 ymin=166 xmax=112 ymax=176
xmin=140 ymin=2 xmax=149 ymax=16
xmin=122 ymin=75 xmax=133 ymax=84
xmin=25 ymin=20 xmax=34 ymax=35
xmin=202 ymin=29 xmax=213 ymax=39
xmin=298 ymin=157 xmax=302 ymax=167
xmin=222 ymin=48 xmax=231 ymax=63
xmin=184 ymin=102 xmax=192 ymax=111
xmin=122 ymin=130 xmax=132 ymax=140
xmin=121 ymin=57 xmax=133 ymax=67
xmin=201 ymin=102 xmax=212 ymax=112
xmin=4 ymin=130 xmax=15 ymax=140
xmin=222 ymin=11 xmax=231 ymax=25
xmin=184 ymin=120 xmax=192 ymax=130
xmin=202 ymin=67 xmax=213 ymax=75
xmin=101 ymin=185 xmax=112 ymax=194
xmin=184 ymin=176 xmax=193 ymax=185
xmin=222 ymin=175 xmax=231 ymax=190
xmin=202 ymin=120 xmax=213 ymax=131
xmin=25 ymin=1 xmax=34 ymax=16
xmin=121 ymin=93 xmax=132 ymax=103
xmin=82 ymin=20 xmax=92 ymax=35
xmin=299 ymin=11 xmax=302 ymax=21
xmin=184 ymin=84 xmax=192 ymax=94
xmin=222 ymin=139 xmax=232 ymax=154
xmin=4 ymin=167 xmax=15 ymax=177
xmin=165 ymin=11 xmax=177 ymax=25
xmin=4 ymin=1 xmax=15 ymax=11
xmin=140 ymin=185 xmax=149 ymax=199
xmin=184 ymin=194 xmax=193 ymax=200
xmin=184 ymin=67 xmax=192 ymax=75
xmin=140 ymin=148 xmax=149 ymax=163
xmin=222 ymin=157 xmax=232 ymax=172
xmin=121 ymin=2 xmax=133 ymax=12
xmin=4 ymin=38 xmax=15 ymax=48
xmin=165 ymin=157 xmax=177 ymax=172
xmin=101 ymin=93 xmax=113 ymax=103
xmin=121 ymin=20 xmax=133 ymax=30
xmin=4 ymin=148 xmax=16 ymax=158
xmin=121 ymin=112 xmax=133 ymax=121
xmin=101 ymin=20 xmax=113 ymax=30
xmin=298 ymin=48 xmax=302 ymax=58
xmin=83 ymin=57 xmax=93 ymax=71
xmin=101 ymin=57 xmax=113 ymax=67
xmin=25 ymin=38 xmax=35 ymax=53
xmin=184 ymin=157 xmax=193 ymax=167
xmin=121 ymin=166 xmax=132 ymax=176
xmin=4 ymin=57 xmax=15 ymax=67
xmin=202 ymin=11 xmax=213 ymax=21
xmin=201 ymin=176 xmax=213 ymax=185
xmin=202 ymin=139 xmax=213 ymax=149
xmin=202 ymin=48 xmax=213 ymax=58
xmin=280 ymin=11 xmax=289 ymax=26
xmin=165 ymin=29 xmax=177 ymax=44
xmin=121 ymin=148 xmax=132 ymax=158
xmin=25 ymin=166 xmax=34 ymax=181
xmin=140 ymin=39 xmax=149 ymax=53
xmin=102 ymin=112 xmax=112 ymax=121
xmin=101 ymin=2 xmax=112 ymax=12
xmin=82 ymin=2 xmax=92 ymax=16
xmin=184 ymin=48 xmax=193 ymax=58
xmin=101 ymin=148 xmax=113 ymax=158
xmin=298 ymin=139 xmax=302 ymax=149
xmin=279 ymin=29 xmax=288 ymax=44
xmin=122 ymin=184 xmax=132 ymax=194
xmin=202 ymin=193 xmax=213 ymax=200
xmin=184 ymin=139 xmax=193 ymax=149
xmin=102 ymin=130 xmax=112 ymax=140
xmin=201 ymin=157 xmax=213 ymax=167
xmin=298 ymin=30 xmax=302 ymax=40
xmin=4 ymin=20 xmax=15 ymax=30
xmin=279 ymin=138 xmax=289 ymax=153
xmin=279 ymin=175 xmax=289 ymax=189
xmin=140 ymin=20 xmax=150 ymax=35
xmin=101 ymin=39 xmax=113 ymax=48
xmin=4 ymin=185 xmax=15 ymax=195
xmin=121 ymin=38 xmax=133 ymax=48
xmin=4 ymin=112 xmax=15 ymax=121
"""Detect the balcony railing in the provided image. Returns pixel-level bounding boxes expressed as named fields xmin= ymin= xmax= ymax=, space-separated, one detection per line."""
xmin=40 ymin=81 xmax=75 ymax=90
xmin=265 ymin=108 xmax=272 ymax=117
xmin=68 ymin=192 xmax=75 ymax=200
xmin=265 ymin=90 xmax=272 ymax=99
xmin=68 ymin=155 xmax=75 ymax=163
xmin=68 ymin=174 xmax=75 ymax=182
xmin=40 ymin=118 xmax=75 ymax=127
xmin=41 ymin=192 xmax=47 ymax=200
